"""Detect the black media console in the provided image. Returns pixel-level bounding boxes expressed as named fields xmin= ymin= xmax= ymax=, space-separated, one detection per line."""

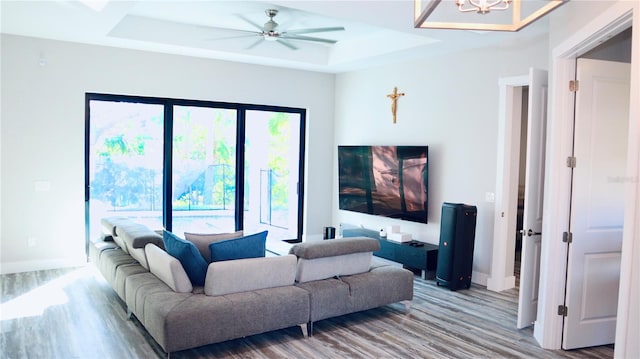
xmin=342 ymin=228 xmax=438 ymax=280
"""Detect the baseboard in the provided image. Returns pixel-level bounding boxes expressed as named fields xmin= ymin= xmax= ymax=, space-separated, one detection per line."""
xmin=0 ymin=257 xmax=87 ymax=274
xmin=486 ymin=275 xmax=516 ymax=292
xmin=472 ymin=271 xmax=490 ymax=287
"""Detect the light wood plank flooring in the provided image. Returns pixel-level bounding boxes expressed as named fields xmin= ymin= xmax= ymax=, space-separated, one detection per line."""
xmin=1 ymin=264 xmax=613 ymax=358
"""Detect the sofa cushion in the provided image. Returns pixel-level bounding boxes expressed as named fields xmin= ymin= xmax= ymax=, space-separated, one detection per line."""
xmin=88 ymin=239 xmax=119 ymax=265
xmin=114 ymin=221 xmax=146 ymax=254
xmin=294 ymin=278 xmax=352 ymax=322
xmin=112 ymin=236 xmax=129 ymax=254
xmin=204 ymin=254 xmax=296 ymax=296
xmin=184 ymin=231 xmax=244 ymax=262
xmin=294 ymin=252 xmax=373 ymax=283
xmin=289 ymin=237 xmax=380 ymax=259
xmin=98 ymin=247 xmax=137 ymax=287
xmin=162 ymin=230 xmax=207 ymax=286
xmin=145 ymin=243 xmax=193 ymax=293
xmin=114 ymin=262 xmax=148 ymax=301
xmin=129 ymin=246 xmax=150 ymax=270
xmin=340 ymin=265 xmax=414 ymax=311
xmin=289 ymin=237 xmax=380 ymax=283
xmin=209 ymin=231 xmax=267 ymax=262
xmin=101 ymin=216 xmax=128 ymax=237
xmin=120 ymin=225 xmax=164 ymax=250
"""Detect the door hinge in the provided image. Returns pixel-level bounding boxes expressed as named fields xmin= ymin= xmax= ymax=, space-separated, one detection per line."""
xmin=566 ymin=156 xmax=576 ymax=168
xmin=563 ymin=231 xmax=573 ymax=243
xmin=558 ymin=305 xmax=568 ymax=317
xmin=569 ymin=80 xmax=579 ymax=92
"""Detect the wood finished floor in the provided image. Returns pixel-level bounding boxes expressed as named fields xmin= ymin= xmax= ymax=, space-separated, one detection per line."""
xmin=0 ymin=264 xmax=614 ymax=359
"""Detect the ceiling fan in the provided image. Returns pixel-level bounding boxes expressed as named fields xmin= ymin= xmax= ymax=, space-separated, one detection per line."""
xmin=213 ymin=9 xmax=345 ymax=50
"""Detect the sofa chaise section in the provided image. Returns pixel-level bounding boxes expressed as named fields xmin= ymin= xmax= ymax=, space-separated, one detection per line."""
xmin=141 ymin=284 xmax=309 ymax=353
xmin=289 ymin=237 xmax=414 ymax=335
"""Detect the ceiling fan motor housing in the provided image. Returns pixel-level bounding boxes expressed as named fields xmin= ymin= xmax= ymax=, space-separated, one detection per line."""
xmin=263 ymin=9 xmax=280 ymax=36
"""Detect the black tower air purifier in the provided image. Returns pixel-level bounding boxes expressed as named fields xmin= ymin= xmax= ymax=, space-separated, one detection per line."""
xmin=436 ymin=202 xmax=478 ymax=291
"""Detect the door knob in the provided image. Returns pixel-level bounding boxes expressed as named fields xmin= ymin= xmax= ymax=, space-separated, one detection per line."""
xmin=526 ymin=229 xmax=541 ymax=237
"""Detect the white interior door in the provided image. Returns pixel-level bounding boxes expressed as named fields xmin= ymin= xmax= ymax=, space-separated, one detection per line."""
xmin=516 ymin=68 xmax=548 ymax=329
xmin=562 ymin=58 xmax=630 ymax=349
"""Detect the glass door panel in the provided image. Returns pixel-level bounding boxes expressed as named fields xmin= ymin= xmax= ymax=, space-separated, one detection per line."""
xmin=244 ymin=110 xmax=301 ymax=241
xmin=172 ymin=106 xmax=237 ymax=236
xmin=87 ymin=100 xmax=164 ymax=239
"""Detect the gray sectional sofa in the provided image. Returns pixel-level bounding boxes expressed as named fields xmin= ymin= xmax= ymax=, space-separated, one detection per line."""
xmin=89 ymin=217 xmax=414 ymax=356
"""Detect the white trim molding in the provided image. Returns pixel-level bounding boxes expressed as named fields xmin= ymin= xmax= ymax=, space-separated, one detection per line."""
xmin=0 ymin=257 xmax=87 ymax=275
xmin=536 ymin=2 xmax=638 ymax=354
xmin=488 ymin=75 xmax=529 ymax=293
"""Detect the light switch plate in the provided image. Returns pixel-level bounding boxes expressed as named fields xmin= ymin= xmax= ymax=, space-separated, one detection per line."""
xmin=34 ymin=181 xmax=51 ymax=192
xmin=485 ymin=192 xmax=496 ymax=203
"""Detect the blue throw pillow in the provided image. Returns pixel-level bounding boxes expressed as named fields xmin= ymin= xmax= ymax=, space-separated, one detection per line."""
xmin=209 ymin=231 xmax=268 ymax=262
xmin=162 ymin=230 xmax=207 ymax=286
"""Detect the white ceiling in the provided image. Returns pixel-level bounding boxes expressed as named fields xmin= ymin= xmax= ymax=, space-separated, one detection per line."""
xmin=0 ymin=0 xmax=552 ymax=73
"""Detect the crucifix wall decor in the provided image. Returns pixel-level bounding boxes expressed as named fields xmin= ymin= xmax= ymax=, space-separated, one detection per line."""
xmin=387 ymin=86 xmax=405 ymax=124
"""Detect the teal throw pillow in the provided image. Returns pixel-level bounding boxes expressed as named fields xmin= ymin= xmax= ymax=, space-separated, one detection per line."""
xmin=162 ymin=230 xmax=207 ymax=286
xmin=209 ymin=231 xmax=268 ymax=262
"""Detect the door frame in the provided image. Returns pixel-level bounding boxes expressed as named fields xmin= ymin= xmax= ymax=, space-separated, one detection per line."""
xmin=534 ymin=3 xmax=639 ymax=354
xmin=488 ymin=74 xmax=528 ymax=292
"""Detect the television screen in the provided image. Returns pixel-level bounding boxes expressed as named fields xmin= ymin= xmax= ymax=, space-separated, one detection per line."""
xmin=338 ymin=145 xmax=428 ymax=223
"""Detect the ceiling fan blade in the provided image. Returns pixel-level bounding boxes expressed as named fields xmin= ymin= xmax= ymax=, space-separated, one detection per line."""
xmin=286 ymin=27 xmax=345 ymax=35
xmin=237 ymin=14 xmax=265 ymax=32
xmin=245 ymin=38 xmax=264 ymax=50
xmin=282 ymin=34 xmax=338 ymax=44
xmin=208 ymin=34 xmax=260 ymax=41
xmin=195 ymin=24 xmax=260 ymax=36
xmin=276 ymin=39 xmax=298 ymax=50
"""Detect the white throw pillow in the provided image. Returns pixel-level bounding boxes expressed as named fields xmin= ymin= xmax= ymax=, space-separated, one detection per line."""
xmin=204 ymin=255 xmax=296 ymax=296
xmin=145 ymin=243 xmax=193 ymax=293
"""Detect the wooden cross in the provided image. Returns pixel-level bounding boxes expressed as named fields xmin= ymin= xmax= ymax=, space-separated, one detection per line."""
xmin=386 ymin=86 xmax=405 ymax=124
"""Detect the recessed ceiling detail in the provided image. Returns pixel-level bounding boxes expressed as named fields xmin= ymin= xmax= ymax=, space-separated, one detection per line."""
xmin=0 ymin=1 xmax=552 ymax=72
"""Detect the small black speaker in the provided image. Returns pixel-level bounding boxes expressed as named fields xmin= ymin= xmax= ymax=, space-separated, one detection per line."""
xmin=323 ymin=226 xmax=336 ymax=240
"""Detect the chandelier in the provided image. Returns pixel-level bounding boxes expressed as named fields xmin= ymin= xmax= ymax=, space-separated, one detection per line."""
xmin=414 ymin=0 xmax=567 ymax=32
xmin=456 ymin=0 xmax=512 ymax=14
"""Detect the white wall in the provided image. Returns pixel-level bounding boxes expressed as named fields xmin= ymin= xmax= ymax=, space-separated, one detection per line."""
xmin=0 ymin=34 xmax=335 ymax=273
xmin=333 ymin=37 xmax=549 ymax=283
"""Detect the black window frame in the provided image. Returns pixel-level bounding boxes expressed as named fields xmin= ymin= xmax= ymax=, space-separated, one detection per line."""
xmin=84 ymin=93 xmax=306 ymax=256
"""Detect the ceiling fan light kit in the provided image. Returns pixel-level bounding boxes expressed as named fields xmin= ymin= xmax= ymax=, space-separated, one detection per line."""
xmin=414 ymin=0 xmax=567 ymax=31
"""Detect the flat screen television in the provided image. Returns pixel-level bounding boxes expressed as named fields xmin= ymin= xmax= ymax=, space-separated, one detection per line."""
xmin=338 ymin=145 xmax=428 ymax=223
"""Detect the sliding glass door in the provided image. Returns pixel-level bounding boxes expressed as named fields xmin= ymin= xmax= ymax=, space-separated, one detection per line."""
xmin=86 ymin=99 xmax=164 ymax=239
xmin=85 ymin=94 xmax=305 ymax=250
xmin=243 ymin=110 xmax=301 ymax=240
xmin=171 ymin=105 xmax=237 ymax=236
